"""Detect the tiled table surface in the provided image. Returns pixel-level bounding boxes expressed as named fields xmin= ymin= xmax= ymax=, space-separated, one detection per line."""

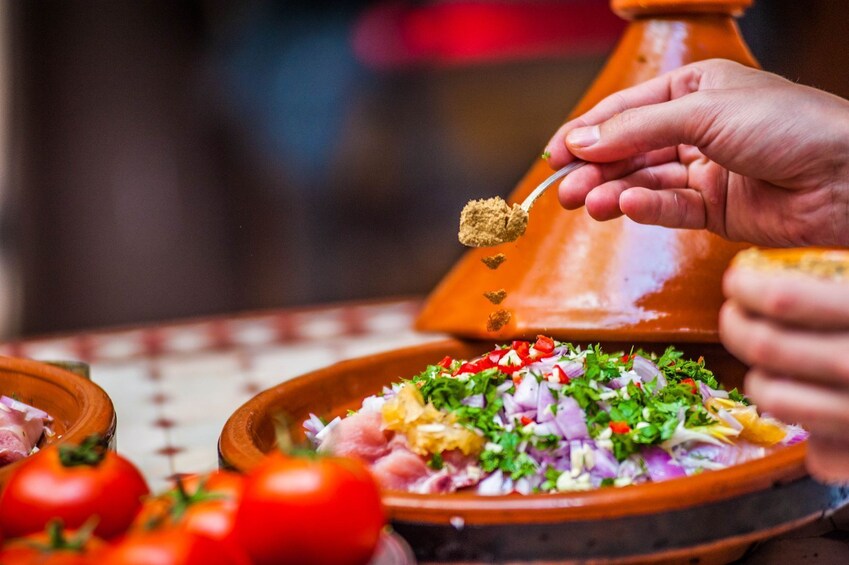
xmin=3 ymin=297 xmax=849 ymax=563
xmin=0 ymin=299 xmax=440 ymax=491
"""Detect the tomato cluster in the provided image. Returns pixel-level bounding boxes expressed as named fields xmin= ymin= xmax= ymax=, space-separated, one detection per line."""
xmin=0 ymin=436 xmax=386 ymax=565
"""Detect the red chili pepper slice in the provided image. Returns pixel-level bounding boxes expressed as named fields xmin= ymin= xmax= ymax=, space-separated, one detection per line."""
xmin=552 ymin=365 xmax=570 ymax=385
xmin=609 ymin=421 xmax=631 ymax=434
xmin=456 ymin=356 xmax=497 ymax=375
xmin=488 ymin=349 xmax=509 ymax=364
xmin=533 ymin=335 xmax=555 ymax=355
xmin=437 ymin=356 xmax=453 ymax=369
xmin=680 ymin=377 xmax=698 ymax=394
xmin=512 ymin=340 xmax=531 ymax=361
xmin=520 ymin=415 xmax=534 ymax=427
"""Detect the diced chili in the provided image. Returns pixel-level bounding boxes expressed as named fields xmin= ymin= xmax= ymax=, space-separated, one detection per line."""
xmin=533 ymin=335 xmax=555 ymax=355
xmin=609 ymin=421 xmax=631 ymax=434
xmin=437 ymin=356 xmax=453 ymax=369
xmin=553 ymin=365 xmax=570 ymax=385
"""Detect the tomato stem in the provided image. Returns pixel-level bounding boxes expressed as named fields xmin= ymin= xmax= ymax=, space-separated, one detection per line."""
xmin=57 ymin=435 xmax=108 ymax=467
xmin=26 ymin=518 xmax=98 ymax=553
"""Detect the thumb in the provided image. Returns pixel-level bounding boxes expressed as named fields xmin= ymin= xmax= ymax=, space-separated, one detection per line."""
xmin=565 ymin=94 xmax=714 ymax=162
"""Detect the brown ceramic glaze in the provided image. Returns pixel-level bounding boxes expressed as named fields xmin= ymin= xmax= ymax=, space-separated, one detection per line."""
xmin=0 ymin=356 xmax=116 ymax=488
xmin=219 ymin=340 xmax=846 ymax=563
xmin=416 ymin=1 xmax=758 ymax=343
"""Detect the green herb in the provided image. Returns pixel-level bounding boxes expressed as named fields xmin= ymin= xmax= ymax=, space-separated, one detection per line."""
xmin=540 ymin=465 xmax=562 ymax=491
xmin=541 ymin=150 xmax=551 ymax=160
xmin=428 ymin=453 xmax=444 ymax=470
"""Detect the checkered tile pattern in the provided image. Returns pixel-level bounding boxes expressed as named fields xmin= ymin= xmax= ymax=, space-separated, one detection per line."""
xmin=1 ymin=299 xmax=442 ymax=491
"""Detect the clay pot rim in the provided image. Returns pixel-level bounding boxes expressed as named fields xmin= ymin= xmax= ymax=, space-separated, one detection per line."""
xmin=0 ymin=355 xmax=116 ymax=483
xmin=219 ymin=338 xmax=808 ymax=525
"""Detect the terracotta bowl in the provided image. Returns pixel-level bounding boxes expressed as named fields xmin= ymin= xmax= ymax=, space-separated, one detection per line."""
xmin=0 ymin=356 xmax=116 ymax=488
xmin=219 ymin=339 xmax=849 ymax=564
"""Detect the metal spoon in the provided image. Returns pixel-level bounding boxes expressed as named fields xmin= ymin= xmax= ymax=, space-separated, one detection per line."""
xmin=520 ymin=159 xmax=587 ymax=213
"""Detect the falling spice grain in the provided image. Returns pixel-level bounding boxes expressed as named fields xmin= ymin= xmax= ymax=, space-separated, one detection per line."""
xmin=486 ymin=309 xmax=511 ymax=332
xmin=481 ymin=253 xmax=506 ymax=270
xmin=483 ymin=289 xmax=507 ymax=305
xmin=458 ymin=197 xmax=528 ymax=247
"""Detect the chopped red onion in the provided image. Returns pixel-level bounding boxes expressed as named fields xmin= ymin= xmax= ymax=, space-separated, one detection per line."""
xmin=537 ymin=382 xmax=556 ymax=423
xmin=462 ymin=394 xmax=485 ymax=408
xmin=513 ymin=374 xmax=539 ymax=410
xmin=632 ymin=355 xmax=667 ymax=389
xmin=554 ymin=397 xmax=588 ymax=440
xmin=0 ymin=396 xmax=50 ymax=421
xmin=555 ymin=361 xmax=584 ymax=379
xmin=642 ymin=446 xmax=686 ymax=481
xmin=477 ymin=469 xmax=506 ymax=496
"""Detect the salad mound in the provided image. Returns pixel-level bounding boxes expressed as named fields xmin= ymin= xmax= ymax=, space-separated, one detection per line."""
xmin=304 ymin=338 xmax=806 ymax=495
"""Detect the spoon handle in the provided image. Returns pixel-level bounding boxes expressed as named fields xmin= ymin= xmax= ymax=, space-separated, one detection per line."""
xmin=520 ymin=160 xmax=587 ymax=213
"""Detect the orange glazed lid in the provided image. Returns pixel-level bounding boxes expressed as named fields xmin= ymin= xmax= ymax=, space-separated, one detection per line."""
xmin=612 ymin=0 xmax=753 ymax=18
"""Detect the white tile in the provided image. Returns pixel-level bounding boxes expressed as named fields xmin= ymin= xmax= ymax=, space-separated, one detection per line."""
xmin=248 ymin=343 xmax=338 ymax=387
xmin=229 ymin=318 xmax=279 ymax=347
xmin=113 ymin=425 xmax=170 ymax=461
xmin=157 ymin=352 xmax=243 ymax=381
xmin=334 ymin=332 xmax=443 ymax=360
xmin=90 ymin=330 xmax=148 ymax=360
xmin=160 ymin=325 xmax=214 ymax=353
xmin=90 ymin=360 xmax=160 ymax=426
xmin=357 ymin=303 xmax=417 ymax=334
xmin=21 ymin=339 xmax=82 ymax=362
xmin=291 ymin=309 xmax=348 ymax=339
xmin=168 ymin=420 xmax=223 ymax=452
xmin=171 ymin=447 xmax=219 ymax=477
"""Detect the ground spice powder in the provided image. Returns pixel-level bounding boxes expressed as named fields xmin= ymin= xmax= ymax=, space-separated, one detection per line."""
xmin=484 ymin=290 xmax=507 ymax=305
xmin=481 ymin=254 xmax=506 ymax=269
xmin=486 ymin=309 xmax=511 ymax=332
xmin=458 ymin=197 xmax=528 ymax=247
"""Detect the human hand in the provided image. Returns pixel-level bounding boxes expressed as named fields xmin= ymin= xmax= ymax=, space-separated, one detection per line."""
xmin=544 ymin=59 xmax=849 ymax=248
xmin=719 ymin=257 xmax=849 ymax=482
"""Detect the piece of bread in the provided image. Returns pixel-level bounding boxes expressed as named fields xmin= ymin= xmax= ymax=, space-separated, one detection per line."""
xmin=731 ymin=247 xmax=849 ymax=279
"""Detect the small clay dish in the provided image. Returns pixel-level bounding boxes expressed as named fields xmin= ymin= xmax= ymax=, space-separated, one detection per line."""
xmin=219 ymin=340 xmax=848 ymax=564
xmin=0 ymin=356 xmax=116 ymax=487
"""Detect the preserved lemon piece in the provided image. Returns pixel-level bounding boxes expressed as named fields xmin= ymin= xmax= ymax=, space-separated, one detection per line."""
xmin=382 ymin=384 xmax=484 ymax=457
xmin=707 ymin=398 xmax=786 ymax=446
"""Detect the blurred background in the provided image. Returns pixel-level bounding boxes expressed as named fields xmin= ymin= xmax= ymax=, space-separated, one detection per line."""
xmin=0 ymin=0 xmax=846 ymax=336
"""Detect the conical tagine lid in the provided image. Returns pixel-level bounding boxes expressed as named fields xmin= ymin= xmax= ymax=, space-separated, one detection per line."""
xmin=416 ymin=0 xmax=757 ymax=343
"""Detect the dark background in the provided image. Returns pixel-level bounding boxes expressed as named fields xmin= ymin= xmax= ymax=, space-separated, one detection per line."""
xmin=2 ymin=0 xmax=847 ymax=336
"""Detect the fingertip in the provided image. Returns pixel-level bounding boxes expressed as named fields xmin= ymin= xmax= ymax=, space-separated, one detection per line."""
xmin=618 ymin=187 xmax=657 ymax=224
xmin=585 ymin=188 xmax=623 ymax=221
xmin=544 ymin=123 xmax=579 ymax=169
xmin=557 ymin=183 xmax=580 ymax=209
xmin=721 ymin=264 xmax=743 ymax=298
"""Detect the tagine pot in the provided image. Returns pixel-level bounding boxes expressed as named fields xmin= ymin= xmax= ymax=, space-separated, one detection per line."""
xmin=416 ymin=0 xmax=757 ymax=343
xmin=219 ymin=338 xmax=849 ymax=564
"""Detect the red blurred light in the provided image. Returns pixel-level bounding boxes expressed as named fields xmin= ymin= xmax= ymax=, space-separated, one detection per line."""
xmin=352 ymin=0 xmax=624 ymax=69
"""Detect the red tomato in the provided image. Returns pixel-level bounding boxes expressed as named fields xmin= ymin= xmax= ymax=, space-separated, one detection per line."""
xmin=0 ymin=436 xmax=149 ymax=539
xmin=0 ymin=521 xmax=107 ymax=565
xmin=101 ymin=529 xmax=250 ymax=565
xmin=134 ymin=471 xmax=244 ymax=548
xmin=233 ymin=452 xmax=385 ymax=565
